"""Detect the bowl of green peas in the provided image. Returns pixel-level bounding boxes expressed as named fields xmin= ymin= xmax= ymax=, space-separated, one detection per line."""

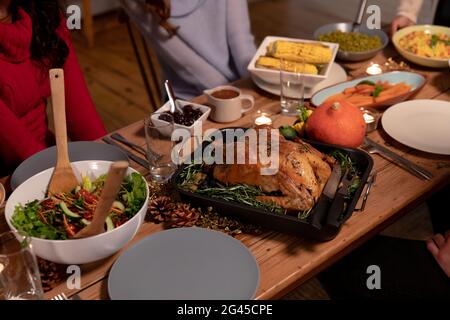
xmin=314 ymin=23 xmax=389 ymax=62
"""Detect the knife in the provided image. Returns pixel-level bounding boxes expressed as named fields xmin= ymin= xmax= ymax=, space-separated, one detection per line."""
xmin=110 ymin=133 xmax=147 ymax=157
xmin=103 ymin=137 xmax=149 ymax=169
xmin=363 ymin=137 xmax=433 ymax=180
xmin=311 ymin=163 xmax=342 ymax=228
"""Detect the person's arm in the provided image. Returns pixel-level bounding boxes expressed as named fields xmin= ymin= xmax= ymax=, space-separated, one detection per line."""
xmin=427 ymin=231 xmax=450 ymax=277
xmin=57 ymin=21 xmax=107 ymax=140
xmin=391 ymin=0 xmax=424 ymax=35
xmin=0 ymin=98 xmax=46 ymax=167
xmin=226 ymin=0 xmax=257 ymax=77
xmin=120 ymin=0 xmax=231 ymax=96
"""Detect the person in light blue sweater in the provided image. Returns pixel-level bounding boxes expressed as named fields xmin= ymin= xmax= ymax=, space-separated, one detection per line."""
xmin=121 ymin=0 xmax=257 ymax=100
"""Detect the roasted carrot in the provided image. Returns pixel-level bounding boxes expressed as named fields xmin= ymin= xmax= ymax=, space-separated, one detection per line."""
xmin=378 ymin=83 xmax=411 ymax=97
xmin=343 ymin=87 xmax=357 ymax=94
xmin=346 ymin=95 xmax=374 ymax=107
xmin=355 ymin=84 xmax=375 ymax=91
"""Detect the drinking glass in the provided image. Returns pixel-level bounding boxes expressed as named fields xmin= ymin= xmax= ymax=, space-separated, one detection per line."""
xmin=144 ymin=115 xmax=177 ymax=183
xmin=280 ymin=58 xmax=305 ymax=116
xmin=0 ymin=231 xmax=44 ymax=300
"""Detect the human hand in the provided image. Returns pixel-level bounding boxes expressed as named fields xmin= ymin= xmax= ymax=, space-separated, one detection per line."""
xmin=391 ymin=15 xmax=415 ymax=36
xmin=427 ymin=231 xmax=450 ymax=277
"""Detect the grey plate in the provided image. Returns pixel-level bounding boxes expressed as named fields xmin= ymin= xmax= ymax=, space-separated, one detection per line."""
xmin=11 ymin=141 xmax=128 ymax=190
xmin=108 ymin=228 xmax=260 ymax=300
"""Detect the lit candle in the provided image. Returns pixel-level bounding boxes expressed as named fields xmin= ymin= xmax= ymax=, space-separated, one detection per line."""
xmin=363 ymin=112 xmax=375 ymax=124
xmin=360 ymin=107 xmax=380 ymax=133
xmin=366 ymin=63 xmax=382 ymax=75
xmin=254 ymin=113 xmax=273 ymax=126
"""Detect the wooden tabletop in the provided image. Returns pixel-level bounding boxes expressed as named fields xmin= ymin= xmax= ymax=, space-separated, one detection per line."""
xmin=2 ymin=48 xmax=450 ymax=300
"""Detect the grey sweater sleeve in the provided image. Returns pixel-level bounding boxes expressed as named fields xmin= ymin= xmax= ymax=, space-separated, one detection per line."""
xmin=397 ymin=0 xmax=424 ymax=22
xmin=120 ymin=0 xmax=230 ymax=97
xmin=226 ymin=0 xmax=257 ymax=77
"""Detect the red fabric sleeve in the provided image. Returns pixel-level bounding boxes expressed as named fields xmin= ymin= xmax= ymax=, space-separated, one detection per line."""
xmin=57 ymin=22 xmax=107 ymax=141
xmin=0 ymin=98 xmax=46 ymax=167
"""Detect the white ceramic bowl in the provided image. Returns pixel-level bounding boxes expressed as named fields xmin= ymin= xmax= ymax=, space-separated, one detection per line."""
xmin=5 ymin=161 xmax=149 ymax=265
xmin=393 ymin=25 xmax=450 ymax=68
xmin=152 ymin=100 xmax=211 ymax=136
xmin=247 ymin=36 xmax=339 ymax=87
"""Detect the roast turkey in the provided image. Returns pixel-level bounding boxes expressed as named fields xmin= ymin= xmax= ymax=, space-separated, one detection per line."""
xmin=213 ymin=128 xmax=334 ymax=211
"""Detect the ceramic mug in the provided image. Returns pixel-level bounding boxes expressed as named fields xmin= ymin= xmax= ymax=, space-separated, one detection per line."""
xmin=204 ymin=85 xmax=255 ymax=123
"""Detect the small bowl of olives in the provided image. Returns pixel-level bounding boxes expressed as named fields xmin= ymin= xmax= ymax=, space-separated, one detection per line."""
xmin=151 ymin=100 xmax=211 ymax=135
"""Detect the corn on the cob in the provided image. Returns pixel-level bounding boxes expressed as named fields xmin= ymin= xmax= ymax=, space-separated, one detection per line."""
xmin=255 ymin=56 xmax=318 ymax=75
xmin=267 ymin=40 xmax=332 ymax=64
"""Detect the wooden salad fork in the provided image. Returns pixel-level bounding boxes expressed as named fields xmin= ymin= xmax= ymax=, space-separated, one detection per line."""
xmin=74 ymin=161 xmax=129 ymax=239
xmin=47 ymin=69 xmax=79 ymax=195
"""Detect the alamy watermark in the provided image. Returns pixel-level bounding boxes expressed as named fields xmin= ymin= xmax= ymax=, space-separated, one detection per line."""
xmin=66 ymin=5 xmax=82 ymax=30
xmin=66 ymin=265 xmax=81 ymax=290
xmin=366 ymin=265 xmax=381 ymax=290
xmin=171 ymin=125 xmax=280 ymax=176
xmin=366 ymin=5 xmax=381 ymax=30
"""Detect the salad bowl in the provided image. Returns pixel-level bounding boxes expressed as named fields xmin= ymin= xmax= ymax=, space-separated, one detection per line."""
xmin=5 ymin=160 xmax=149 ymax=265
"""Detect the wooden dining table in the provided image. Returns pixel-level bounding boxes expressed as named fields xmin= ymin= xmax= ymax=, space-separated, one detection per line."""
xmin=1 ymin=47 xmax=450 ymax=300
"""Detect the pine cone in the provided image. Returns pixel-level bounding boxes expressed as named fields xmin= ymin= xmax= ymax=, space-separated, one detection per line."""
xmin=148 ymin=196 xmax=174 ymax=222
xmin=167 ymin=203 xmax=199 ymax=228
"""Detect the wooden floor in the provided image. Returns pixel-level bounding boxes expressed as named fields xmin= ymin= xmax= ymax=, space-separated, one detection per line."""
xmin=72 ymin=0 xmax=434 ymax=300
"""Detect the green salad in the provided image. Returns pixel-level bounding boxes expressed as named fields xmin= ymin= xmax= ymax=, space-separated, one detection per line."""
xmin=12 ymin=172 xmax=147 ymax=240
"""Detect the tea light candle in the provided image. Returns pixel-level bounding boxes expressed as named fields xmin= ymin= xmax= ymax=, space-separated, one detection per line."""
xmin=363 ymin=112 xmax=375 ymax=124
xmin=360 ymin=107 xmax=380 ymax=133
xmin=254 ymin=113 xmax=273 ymax=126
xmin=366 ymin=63 xmax=382 ymax=75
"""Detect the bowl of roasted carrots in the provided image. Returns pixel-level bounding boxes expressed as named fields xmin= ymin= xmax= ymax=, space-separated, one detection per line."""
xmin=311 ymin=71 xmax=426 ymax=110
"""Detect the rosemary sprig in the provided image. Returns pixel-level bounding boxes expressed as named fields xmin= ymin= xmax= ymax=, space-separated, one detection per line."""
xmin=195 ymin=184 xmax=284 ymax=214
xmin=177 ymin=163 xmax=203 ymax=186
xmin=329 ymin=150 xmax=361 ymax=197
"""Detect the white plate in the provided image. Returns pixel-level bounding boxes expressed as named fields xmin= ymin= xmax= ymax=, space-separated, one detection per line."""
xmin=251 ymin=62 xmax=347 ymax=98
xmin=108 ymin=227 xmax=260 ymax=300
xmin=382 ymin=100 xmax=450 ymax=155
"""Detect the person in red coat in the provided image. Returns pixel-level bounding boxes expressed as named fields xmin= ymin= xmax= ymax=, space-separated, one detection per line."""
xmin=0 ymin=0 xmax=107 ymax=176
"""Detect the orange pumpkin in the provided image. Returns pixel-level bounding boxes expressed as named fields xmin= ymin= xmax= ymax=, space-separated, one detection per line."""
xmin=305 ymin=100 xmax=366 ymax=148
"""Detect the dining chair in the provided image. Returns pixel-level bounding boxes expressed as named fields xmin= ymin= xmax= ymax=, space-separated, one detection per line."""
xmin=118 ymin=10 xmax=163 ymax=111
xmin=82 ymin=0 xmax=94 ymax=47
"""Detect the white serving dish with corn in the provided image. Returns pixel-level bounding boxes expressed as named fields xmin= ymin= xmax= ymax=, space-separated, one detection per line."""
xmin=247 ymin=36 xmax=339 ymax=87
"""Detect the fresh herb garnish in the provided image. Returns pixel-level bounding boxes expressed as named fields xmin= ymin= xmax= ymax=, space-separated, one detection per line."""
xmin=279 ymin=126 xmax=297 ymax=140
xmin=196 ymin=184 xmax=284 ymax=214
xmin=329 ymin=150 xmax=361 ymax=196
xmin=357 ymin=80 xmax=375 ymax=86
xmin=178 ymin=163 xmax=284 ymax=214
xmin=297 ymin=105 xmax=312 ymax=122
xmin=371 ymin=85 xmax=384 ymax=97
xmin=430 ymin=34 xmax=450 ymax=48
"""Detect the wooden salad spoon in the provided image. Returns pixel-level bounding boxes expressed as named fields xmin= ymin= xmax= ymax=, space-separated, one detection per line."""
xmin=74 ymin=161 xmax=129 ymax=239
xmin=47 ymin=69 xmax=79 ymax=195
